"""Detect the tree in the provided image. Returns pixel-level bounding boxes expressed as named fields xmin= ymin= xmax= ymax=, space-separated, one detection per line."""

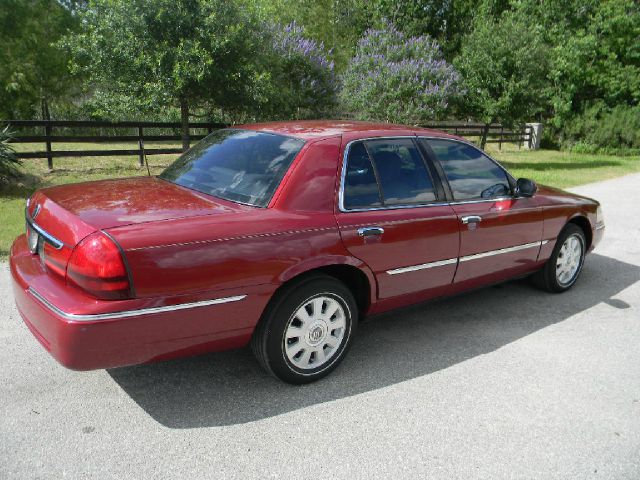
xmin=367 ymin=0 xmax=480 ymax=60
xmin=0 ymin=0 xmax=79 ymax=119
xmin=340 ymin=21 xmax=462 ymax=124
xmin=259 ymin=22 xmax=337 ymax=119
xmin=64 ymin=0 xmax=271 ymax=150
xmin=455 ymin=12 xmax=549 ymax=148
xmin=64 ymin=0 xmax=337 ymax=146
xmin=253 ymin=0 xmax=373 ymax=71
xmin=546 ymin=0 xmax=639 ymax=127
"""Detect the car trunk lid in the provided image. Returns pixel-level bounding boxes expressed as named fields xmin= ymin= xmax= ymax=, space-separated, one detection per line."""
xmin=25 ymin=177 xmax=245 ymax=283
xmin=28 ymin=176 xmax=241 ymax=247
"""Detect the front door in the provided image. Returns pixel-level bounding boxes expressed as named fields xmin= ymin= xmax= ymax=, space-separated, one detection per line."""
xmin=422 ymin=138 xmax=543 ymax=285
xmin=335 ymin=137 xmax=460 ymax=299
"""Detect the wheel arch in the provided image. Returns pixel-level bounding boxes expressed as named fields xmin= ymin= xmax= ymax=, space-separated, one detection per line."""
xmin=567 ymin=214 xmax=593 ymax=249
xmin=260 ymin=259 xmax=375 ymax=329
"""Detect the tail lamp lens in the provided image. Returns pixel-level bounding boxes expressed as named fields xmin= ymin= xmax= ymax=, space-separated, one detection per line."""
xmin=66 ymin=232 xmax=132 ymax=300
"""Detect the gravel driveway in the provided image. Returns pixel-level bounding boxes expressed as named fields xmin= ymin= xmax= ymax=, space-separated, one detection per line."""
xmin=1 ymin=173 xmax=639 ymax=479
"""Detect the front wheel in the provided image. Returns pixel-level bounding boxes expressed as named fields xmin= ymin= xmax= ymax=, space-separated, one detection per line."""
xmin=532 ymin=224 xmax=586 ymax=293
xmin=251 ymin=275 xmax=357 ymax=384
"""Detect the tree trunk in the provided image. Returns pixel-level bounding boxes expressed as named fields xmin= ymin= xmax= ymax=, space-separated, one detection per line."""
xmin=480 ymin=123 xmax=490 ymax=150
xmin=180 ymin=99 xmax=190 ymax=152
xmin=41 ymin=96 xmax=50 ymax=121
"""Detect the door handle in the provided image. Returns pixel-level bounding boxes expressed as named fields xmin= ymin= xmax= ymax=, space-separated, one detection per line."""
xmin=461 ymin=215 xmax=482 ymax=224
xmin=357 ymin=226 xmax=385 ymax=237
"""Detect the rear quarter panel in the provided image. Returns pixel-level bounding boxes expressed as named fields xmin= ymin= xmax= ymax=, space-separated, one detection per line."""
xmin=106 ymin=136 xmax=376 ymax=304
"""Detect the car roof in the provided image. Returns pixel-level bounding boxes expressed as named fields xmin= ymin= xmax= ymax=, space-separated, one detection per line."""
xmin=237 ymin=120 xmax=456 ymax=141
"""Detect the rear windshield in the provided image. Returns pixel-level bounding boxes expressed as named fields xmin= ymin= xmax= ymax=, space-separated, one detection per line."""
xmin=160 ymin=129 xmax=305 ymax=207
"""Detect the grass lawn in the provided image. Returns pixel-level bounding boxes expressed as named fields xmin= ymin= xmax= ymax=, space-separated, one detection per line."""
xmin=1 ymin=141 xmax=639 ymax=258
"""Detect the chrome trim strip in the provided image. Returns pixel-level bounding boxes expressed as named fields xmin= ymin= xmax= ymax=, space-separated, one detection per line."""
xmin=339 ymin=201 xmax=451 ymax=213
xmin=387 ymin=257 xmax=457 ymax=275
xmin=28 ymin=287 xmax=247 ymax=322
xmin=459 ymin=241 xmax=542 ymax=262
xmin=449 ymin=197 xmax=513 ymax=206
xmin=595 ymin=223 xmax=605 ymax=231
xmin=25 ymin=209 xmax=64 ymax=250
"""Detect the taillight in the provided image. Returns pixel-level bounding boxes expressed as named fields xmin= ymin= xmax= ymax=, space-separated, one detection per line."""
xmin=66 ymin=232 xmax=132 ymax=300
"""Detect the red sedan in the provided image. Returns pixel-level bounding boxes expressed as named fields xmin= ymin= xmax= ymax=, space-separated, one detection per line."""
xmin=10 ymin=121 xmax=605 ymax=383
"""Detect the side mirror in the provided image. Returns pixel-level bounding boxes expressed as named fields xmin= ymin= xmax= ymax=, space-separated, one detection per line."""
xmin=516 ymin=178 xmax=537 ymax=197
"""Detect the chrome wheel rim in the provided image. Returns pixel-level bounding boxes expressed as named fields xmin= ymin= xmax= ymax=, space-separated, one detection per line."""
xmin=556 ymin=234 xmax=583 ymax=286
xmin=284 ymin=295 xmax=347 ymax=371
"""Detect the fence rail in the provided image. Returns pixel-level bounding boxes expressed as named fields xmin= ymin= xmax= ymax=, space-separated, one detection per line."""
xmin=2 ymin=119 xmax=226 ymax=170
xmin=420 ymin=122 xmax=532 ymax=147
xmin=2 ymin=119 xmax=532 ymax=170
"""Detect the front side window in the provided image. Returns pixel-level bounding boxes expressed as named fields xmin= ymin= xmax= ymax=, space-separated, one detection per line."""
xmin=424 ymin=139 xmax=511 ymax=201
xmin=160 ymin=129 xmax=304 ymax=207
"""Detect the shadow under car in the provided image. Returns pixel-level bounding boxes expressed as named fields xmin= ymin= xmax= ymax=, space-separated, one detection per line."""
xmin=108 ymin=253 xmax=639 ymax=428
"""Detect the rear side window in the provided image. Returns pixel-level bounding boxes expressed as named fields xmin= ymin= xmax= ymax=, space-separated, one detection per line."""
xmin=366 ymin=139 xmax=436 ymax=205
xmin=343 ymin=142 xmax=382 ymax=209
xmin=342 ymin=138 xmax=437 ymax=210
xmin=425 ymin=139 xmax=511 ymax=201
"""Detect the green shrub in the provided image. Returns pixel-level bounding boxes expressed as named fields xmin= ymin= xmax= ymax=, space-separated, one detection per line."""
xmin=0 ymin=126 xmax=21 ymax=182
xmin=562 ymin=104 xmax=640 ymax=151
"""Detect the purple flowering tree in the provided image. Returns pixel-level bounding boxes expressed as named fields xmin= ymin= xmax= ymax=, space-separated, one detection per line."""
xmin=260 ymin=22 xmax=337 ymax=119
xmin=340 ymin=22 xmax=462 ymax=123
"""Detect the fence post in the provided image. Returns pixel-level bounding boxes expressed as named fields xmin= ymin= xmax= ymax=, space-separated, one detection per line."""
xmin=525 ymin=123 xmax=542 ymax=149
xmin=499 ymin=126 xmax=503 ymax=150
xmin=45 ymin=122 xmax=53 ymax=171
xmin=138 ymin=126 xmax=144 ymax=167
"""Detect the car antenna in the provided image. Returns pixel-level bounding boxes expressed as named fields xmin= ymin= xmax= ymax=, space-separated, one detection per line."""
xmin=141 ymin=139 xmax=151 ymax=176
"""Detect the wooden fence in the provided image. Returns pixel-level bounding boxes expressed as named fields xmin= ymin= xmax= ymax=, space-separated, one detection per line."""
xmin=2 ymin=119 xmax=226 ymax=170
xmin=2 ymin=119 xmax=532 ymax=170
xmin=420 ymin=122 xmax=532 ymax=148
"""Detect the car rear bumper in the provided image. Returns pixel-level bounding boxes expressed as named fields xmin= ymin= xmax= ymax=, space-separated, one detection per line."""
xmin=10 ymin=235 xmax=272 ymax=370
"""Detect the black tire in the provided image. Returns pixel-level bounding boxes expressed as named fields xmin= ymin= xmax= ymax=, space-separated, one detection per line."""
xmin=532 ymin=223 xmax=587 ymax=293
xmin=251 ymin=275 xmax=357 ymax=384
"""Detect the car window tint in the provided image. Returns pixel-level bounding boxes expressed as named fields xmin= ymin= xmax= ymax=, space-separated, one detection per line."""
xmin=425 ymin=139 xmax=511 ymax=200
xmin=160 ymin=129 xmax=304 ymax=207
xmin=343 ymin=142 xmax=382 ymax=209
xmin=365 ymin=138 xmax=436 ymax=205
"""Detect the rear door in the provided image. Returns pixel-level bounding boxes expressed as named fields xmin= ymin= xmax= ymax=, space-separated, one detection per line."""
xmin=421 ymin=138 xmax=543 ymax=285
xmin=335 ymin=137 xmax=460 ymax=300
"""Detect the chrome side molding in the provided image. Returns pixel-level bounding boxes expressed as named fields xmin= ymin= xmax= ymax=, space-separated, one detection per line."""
xmin=386 ymin=240 xmax=549 ymax=275
xmin=459 ymin=241 xmax=544 ymax=262
xmin=387 ymin=258 xmax=457 ymax=275
xmin=28 ymin=287 xmax=247 ymax=322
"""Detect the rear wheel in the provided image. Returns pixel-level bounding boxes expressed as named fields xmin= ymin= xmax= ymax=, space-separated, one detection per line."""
xmin=532 ymin=224 xmax=586 ymax=293
xmin=251 ymin=275 xmax=357 ymax=384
